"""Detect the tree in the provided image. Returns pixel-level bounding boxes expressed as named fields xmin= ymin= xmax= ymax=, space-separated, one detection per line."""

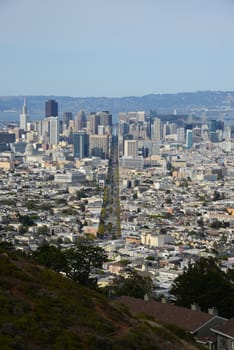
xmin=107 ymin=222 xmax=113 ymax=232
xmin=37 ymin=225 xmax=49 ymax=235
xmin=106 ymin=270 xmax=153 ymax=299
xmin=64 ymin=243 xmax=107 ymax=287
xmin=17 ymin=214 xmax=35 ymax=226
xmin=171 ymin=258 xmax=234 ymax=318
xmin=213 ymin=190 xmax=221 ymax=201
xmin=97 ymin=222 xmax=105 ymax=236
xmin=32 ymin=244 xmax=67 ymax=272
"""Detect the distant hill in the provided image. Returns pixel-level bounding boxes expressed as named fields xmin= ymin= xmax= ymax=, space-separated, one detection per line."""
xmin=0 ymin=91 xmax=234 ymax=122
xmin=0 ymin=248 xmax=203 ymax=350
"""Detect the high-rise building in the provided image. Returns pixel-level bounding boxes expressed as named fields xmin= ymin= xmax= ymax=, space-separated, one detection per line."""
xmin=43 ymin=117 xmax=60 ymax=146
xmin=73 ymin=131 xmax=89 ymax=159
xmin=136 ymin=111 xmax=146 ymax=122
xmin=98 ymin=111 xmax=112 ymax=127
xmin=74 ymin=110 xmax=86 ymax=132
xmin=45 ymin=99 xmax=58 ymax=118
xmin=89 ymin=134 xmax=109 ymax=159
xmin=49 ymin=117 xmax=59 ymax=145
xmin=177 ymin=127 xmax=185 ymax=143
xmin=118 ymin=120 xmax=129 ymax=137
xmin=63 ymin=112 xmax=73 ymax=128
xmin=89 ymin=113 xmax=100 ymax=134
xmin=20 ymin=98 xmax=29 ymax=131
xmin=186 ymin=130 xmax=193 ymax=149
xmin=209 ymin=119 xmax=224 ymax=132
xmin=152 ymin=118 xmax=161 ymax=141
xmin=124 ymin=140 xmax=138 ymax=157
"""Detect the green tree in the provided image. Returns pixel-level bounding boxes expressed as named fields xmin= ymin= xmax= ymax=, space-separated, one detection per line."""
xmin=171 ymin=258 xmax=234 ymax=318
xmin=227 ymin=268 xmax=234 ymax=283
xmin=97 ymin=222 xmax=105 ymax=236
xmin=37 ymin=225 xmax=49 ymax=235
xmin=64 ymin=243 xmax=107 ymax=287
xmin=0 ymin=241 xmax=14 ymax=252
xmin=32 ymin=244 xmax=67 ymax=272
xmin=107 ymin=222 xmax=113 ymax=232
xmin=17 ymin=214 xmax=35 ymax=226
xmin=106 ymin=270 xmax=153 ymax=299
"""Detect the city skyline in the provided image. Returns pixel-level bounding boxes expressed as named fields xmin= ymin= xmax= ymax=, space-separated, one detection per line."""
xmin=1 ymin=0 xmax=234 ymax=97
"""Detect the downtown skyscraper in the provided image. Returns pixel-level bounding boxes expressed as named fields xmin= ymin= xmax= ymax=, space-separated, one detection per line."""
xmin=45 ymin=99 xmax=58 ymax=118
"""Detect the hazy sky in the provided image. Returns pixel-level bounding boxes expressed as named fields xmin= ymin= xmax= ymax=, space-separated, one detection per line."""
xmin=1 ymin=0 xmax=234 ymax=97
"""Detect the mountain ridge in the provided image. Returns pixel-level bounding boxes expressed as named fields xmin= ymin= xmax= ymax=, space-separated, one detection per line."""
xmin=0 ymin=91 xmax=234 ymax=120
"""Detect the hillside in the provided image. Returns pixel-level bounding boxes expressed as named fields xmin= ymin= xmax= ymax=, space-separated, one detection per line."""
xmin=0 ymin=91 xmax=234 ymax=121
xmin=0 ymin=249 xmax=204 ymax=350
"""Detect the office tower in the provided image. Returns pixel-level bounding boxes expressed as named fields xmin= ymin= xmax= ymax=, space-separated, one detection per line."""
xmin=152 ymin=143 xmax=160 ymax=156
xmin=136 ymin=111 xmax=146 ymax=122
xmin=209 ymin=132 xmax=219 ymax=143
xmin=186 ymin=130 xmax=193 ymax=149
xmin=89 ymin=134 xmax=109 ymax=159
xmin=0 ymin=132 xmax=16 ymax=144
xmin=74 ymin=110 xmax=86 ymax=132
xmin=118 ymin=112 xmax=128 ymax=122
xmin=169 ymin=123 xmax=177 ymax=135
xmin=20 ymin=98 xmax=29 ymax=131
xmin=98 ymin=125 xmax=105 ymax=135
xmin=124 ymin=140 xmax=138 ymax=157
xmin=45 ymin=99 xmax=58 ymax=118
xmin=163 ymin=122 xmax=171 ymax=139
xmin=118 ymin=120 xmax=129 ymax=137
xmin=49 ymin=117 xmax=59 ymax=145
xmin=99 ymin=111 xmax=112 ymax=127
xmin=201 ymin=124 xmax=209 ymax=141
xmin=43 ymin=117 xmax=60 ymax=146
xmin=177 ymin=127 xmax=185 ymax=143
xmin=128 ymin=112 xmax=137 ymax=121
xmin=63 ymin=112 xmax=73 ymax=128
xmin=152 ymin=118 xmax=161 ymax=141
xmin=223 ymin=125 xmax=231 ymax=140
xmin=209 ymin=119 xmax=224 ymax=133
xmin=89 ymin=113 xmax=100 ymax=134
xmin=73 ymin=131 xmax=89 ymax=159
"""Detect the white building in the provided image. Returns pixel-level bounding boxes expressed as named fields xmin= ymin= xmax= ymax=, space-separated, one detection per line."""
xmin=124 ymin=140 xmax=138 ymax=157
xmin=20 ymin=98 xmax=29 ymax=131
xmin=141 ymin=232 xmax=175 ymax=247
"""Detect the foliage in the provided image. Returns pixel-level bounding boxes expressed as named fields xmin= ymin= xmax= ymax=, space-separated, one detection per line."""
xmin=24 ymin=200 xmax=38 ymax=210
xmin=97 ymin=222 xmax=105 ymax=236
xmin=17 ymin=214 xmax=35 ymax=226
xmin=0 ymin=241 xmax=15 ymax=252
xmin=32 ymin=243 xmax=67 ymax=272
xmin=105 ymin=270 xmax=153 ymax=299
xmin=38 ymin=202 xmax=53 ymax=211
xmin=61 ymin=207 xmax=77 ymax=215
xmin=32 ymin=243 xmax=107 ymax=288
xmin=107 ymin=222 xmax=113 ymax=232
xmin=55 ymin=198 xmax=67 ymax=205
xmin=210 ymin=219 xmax=228 ymax=229
xmin=227 ymin=268 xmax=234 ymax=283
xmin=64 ymin=243 xmax=107 ymax=287
xmin=37 ymin=225 xmax=50 ymax=235
xmin=171 ymin=258 xmax=234 ymax=318
xmin=76 ymin=189 xmax=87 ymax=200
xmin=0 ymin=234 xmax=204 ymax=349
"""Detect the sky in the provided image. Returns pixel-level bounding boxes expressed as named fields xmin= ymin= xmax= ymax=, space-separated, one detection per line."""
xmin=1 ymin=0 xmax=234 ymax=97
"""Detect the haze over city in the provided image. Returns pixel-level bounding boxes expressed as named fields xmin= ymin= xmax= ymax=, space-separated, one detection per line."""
xmin=1 ymin=0 xmax=234 ymax=97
